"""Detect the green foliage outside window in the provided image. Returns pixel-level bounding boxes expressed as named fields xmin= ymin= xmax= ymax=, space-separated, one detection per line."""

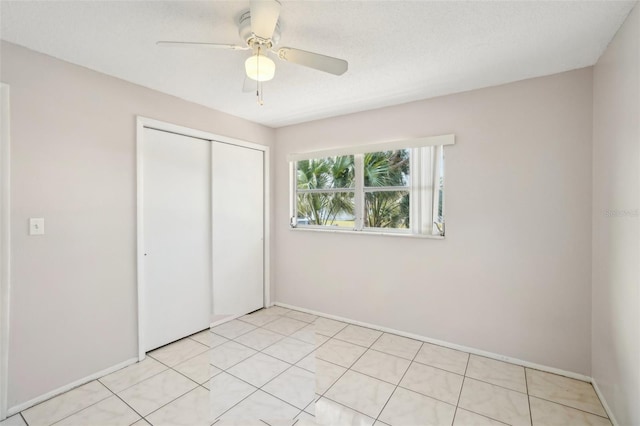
xmin=296 ymin=150 xmax=410 ymax=229
xmin=296 ymin=155 xmax=355 ymax=226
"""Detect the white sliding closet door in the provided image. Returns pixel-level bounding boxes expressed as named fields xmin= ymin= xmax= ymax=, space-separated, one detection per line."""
xmin=212 ymin=143 xmax=264 ymax=315
xmin=142 ymin=128 xmax=212 ymax=351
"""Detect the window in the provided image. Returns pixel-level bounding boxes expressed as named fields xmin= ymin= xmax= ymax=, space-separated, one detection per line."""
xmin=363 ymin=149 xmax=410 ymax=230
xmin=289 ymin=135 xmax=453 ymax=237
xmin=295 ymin=155 xmax=355 ymax=227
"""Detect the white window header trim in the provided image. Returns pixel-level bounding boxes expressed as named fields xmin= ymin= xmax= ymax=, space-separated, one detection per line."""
xmin=287 ymin=134 xmax=455 ymax=162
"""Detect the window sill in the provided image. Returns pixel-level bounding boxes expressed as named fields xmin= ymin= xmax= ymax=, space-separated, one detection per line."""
xmin=289 ymin=226 xmax=445 ymax=239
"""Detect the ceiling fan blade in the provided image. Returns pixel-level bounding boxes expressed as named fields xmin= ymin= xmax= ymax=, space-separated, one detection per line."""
xmin=250 ymin=0 xmax=281 ymax=39
xmin=242 ymin=76 xmax=256 ymax=93
xmin=277 ymin=47 xmax=348 ymax=75
xmin=156 ymin=41 xmax=248 ymax=50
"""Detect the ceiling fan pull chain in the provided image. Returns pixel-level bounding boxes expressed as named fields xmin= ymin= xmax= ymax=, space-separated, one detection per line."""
xmin=256 ymin=46 xmax=265 ymax=106
xmin=258 ymin=81 xmax=264 ymax=106
xmin=255 ymin=78 xmax=264 ymax=106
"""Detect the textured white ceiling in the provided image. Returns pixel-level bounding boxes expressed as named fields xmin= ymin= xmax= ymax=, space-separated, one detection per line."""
xmin=0 ymin=1 xmax=635 ymax=128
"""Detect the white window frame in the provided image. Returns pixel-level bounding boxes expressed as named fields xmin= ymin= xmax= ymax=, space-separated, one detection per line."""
xmin=289 ymin=135 xmax=454 ymax=238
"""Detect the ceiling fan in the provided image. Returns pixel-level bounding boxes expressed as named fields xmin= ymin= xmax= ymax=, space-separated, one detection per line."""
xmin=157 ymin=0 xmax=349 ymax=104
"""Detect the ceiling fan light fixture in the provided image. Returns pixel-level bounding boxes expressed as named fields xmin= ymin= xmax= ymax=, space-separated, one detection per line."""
xmin=245 ymin=53 xmax=275 ymax=82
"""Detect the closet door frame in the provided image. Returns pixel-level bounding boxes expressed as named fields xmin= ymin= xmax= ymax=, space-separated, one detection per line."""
xmin=135 ymin=116 xmax=270 ymax=361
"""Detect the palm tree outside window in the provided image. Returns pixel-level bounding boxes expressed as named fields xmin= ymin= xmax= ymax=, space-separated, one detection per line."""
xmin=290 ymin=137 xmax=450 ymax=237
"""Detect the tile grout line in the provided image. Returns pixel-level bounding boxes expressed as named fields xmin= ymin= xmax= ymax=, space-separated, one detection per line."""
xmin=144 ymin=353 xmax=205 ymax=388
xmin=256 ymin=361 xmax=318 ymax=413
xmin=220 ymin=318 xmax=332 ymax=375
xmin=415 ymin=353 xmax=530 ymax=393
xmin=98 ymin=367 xmax=169 ymax=396
xmin=147 ymin=343 xmax=210 ymax=369
xmin=301 ymin=397 xmax=316 ymax=416
xmin=210 ymin=368 xmax=309 ymax=424
xmin=461 ymin=376 xmax=529 ymax=396
xmin=451 ymin=362 xmax=515 ymax=426
xmin=317 ymin=349 xmax=517 ymax=406
xmin=221 ymin=361 xmax=312 ymax=416
xmin=462 ymin=367 xmax=608 ymax=419
xmin=461 ymin=406 xmax=513 ymax=426
xmin=319 ymin=334 xmax=496 ymax=421
xmin=315 ymin=325 xmax=498 ymax=421
xmin=457 ymin=381 xmax=527 ymax=425
xmin=238 ymin=310 xmax=317 ymax=328
xmin=209 ymin=385 xmax=261 ymax=421
xmin=318 ymin=328 xmax=384 ymax=398
xmin=315 ymin=330 xmax=386 ymax=420
xmin=221 ymin=319 xmax=315 ymax=354
xmin=207 ymin=315 xmax=317 ymax=422
xmin=456 ymin=406 xmax=513 ymax=426
xmin=525 ymin=367 xmax=533 ymax=426
xmin=373 ymin=341 xmax=425 ymax=423
xmin=451 ymin=352 xmax=471 ymax=426
xmin=292 ymin=408 xmax=307 ymax=422
xmin=252 ymin=330 xmax=317 ymax=361
xmin=316 ymin=326 xmax=537 ymax=424
xmin=17 ymin=381 xmax=112 ymax=426
xmin=208 ymin=319 xmax=290 ymax=364
xmin=321 ymin=394 xmax=383 ymax=422
xmin=138 ymin=383 xmax=201 ymax=421
xmin=526 ymin=395 xmax=611 ymax=420
xmin=43 ymin=385 xmax=115 ymax=426
xmin=168 ymin=362 xmax=213 ymax=389
xmin=222 ymin=336 xmax=313 ymax=372
xmin=111 ymin=392 xmax=147 ymax=423
xmin=103 ymin=337 xmax=224 ymax=394
xmin=203 ymin=318 xmax=288 ymax=423
xmin=206 ymin=313 xmax=370 ymax=421
xmin=123 ymin=349 xmax=215 ymax=422
xmin=313 ymin=346 xmax=482 ymax=410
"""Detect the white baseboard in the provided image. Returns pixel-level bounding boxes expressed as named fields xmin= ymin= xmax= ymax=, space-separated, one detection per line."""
xmin=275 ymin=302 xmax=592 ymax=383
xmin=591 ymin=379 xmax=618 ymax=426
xmin=7 ymin=357 xmax=138 ymax=416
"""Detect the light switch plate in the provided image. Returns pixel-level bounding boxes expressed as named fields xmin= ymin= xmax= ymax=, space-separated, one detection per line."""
xmin=29 ymin=218 xmax=45 ymax=235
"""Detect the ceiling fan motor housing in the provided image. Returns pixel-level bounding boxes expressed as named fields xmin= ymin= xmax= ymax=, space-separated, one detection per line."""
xmin=238 ymin=10 xmax=281 ymax=48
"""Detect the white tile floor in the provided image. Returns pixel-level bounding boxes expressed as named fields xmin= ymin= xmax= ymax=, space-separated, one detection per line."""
xmin=1 ymin=306 xmax=611 ymax=426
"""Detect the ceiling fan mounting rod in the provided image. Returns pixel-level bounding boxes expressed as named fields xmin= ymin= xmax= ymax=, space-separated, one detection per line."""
xmin=238 ymin=9 xmax=281 ymax=47
xmin=247 ymin=35 xmax=273 ymax=51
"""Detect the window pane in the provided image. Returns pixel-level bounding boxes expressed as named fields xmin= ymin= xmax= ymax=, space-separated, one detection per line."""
xmin=434 ymin=147 xmax=445 ymax=236
xmin=296 ymin=155 xmax=355 ymax=190
xmin=296 ymin=192 xmax=355 ymax=227
xmin=363 ymin=149 xmax=410 ymax=187
xmin=364 ymin=191 xmax=410 ymax=229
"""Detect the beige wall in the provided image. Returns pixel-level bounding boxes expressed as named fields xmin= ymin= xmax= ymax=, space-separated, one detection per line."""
xmin=592 ymin=4 xmax=639 ymax=426
xmin=0 ymin=41 xmax=276 ymax=408
xmin=275 ymin=68 xmax=594 ymax=375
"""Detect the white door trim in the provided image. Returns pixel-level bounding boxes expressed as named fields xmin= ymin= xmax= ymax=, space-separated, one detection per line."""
xmin=135 ymin=116 xmax=270 ymax=361
xmin=0 ymin=82 xmax=11 ymax=420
